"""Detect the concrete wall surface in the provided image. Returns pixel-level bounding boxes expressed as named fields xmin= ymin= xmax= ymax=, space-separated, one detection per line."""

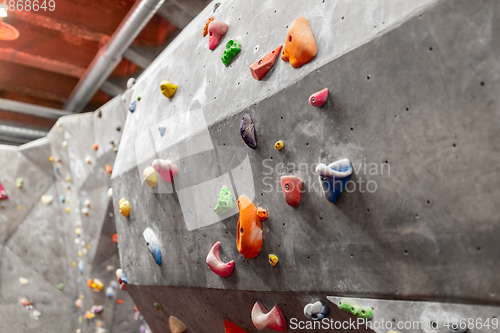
xmin=110 ymin=0 xmax=500 ymax=332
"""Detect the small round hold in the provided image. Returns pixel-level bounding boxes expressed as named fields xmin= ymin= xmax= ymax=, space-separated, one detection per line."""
xmin=127 ymin=77 xmax=136 ymax=89
xmin=154 ymin=302 xmax=163 ymax=311
xmin=268 ymin=254 xmax=279 ymax=266
xmin=85 ymin=156 xmax=92 ymax=164
xmin=92 ymin=143 xmax=98 ymax=150
xmin=62 ymin=141 xmax=68 ymax=147
xmin=129 ymin=100 xmax=137 ymax=113
xmin=137 ymin=96 xmax=141 ymax=101
xmin=274 ymin=140 xmax=284 ymax=150
xmin=84 ymin=199 xmax=91 ymax=207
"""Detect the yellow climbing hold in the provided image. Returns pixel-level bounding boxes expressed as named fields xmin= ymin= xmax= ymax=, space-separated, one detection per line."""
xmin=160 ymin=80 xmax=178 ymax=98
xmin=268 ymin=254 xmax=279 ymax=266
xmin=143 ymin=166 xmax=158 ymax=188
xmin=87 ymin=244 xmax=91 ymax=249
xmin=72 ymin=262 xmax=76 ymax=266
xmin=75 ymin=228 xmax=82 ymax=235
xmin=274 ymin=140 xmax=284 ymax=150
xmin=48 ymin=156 xmax=55 ymax=162
xmin=66 ymin=176 xmax=72 ymax=182
xmin=78 ymin=251 xmax=83 ymax=257
xmin=17 ymin=206 xmax=22 ymax=210
xmin=66 ymin=207 xmax=71 ymax=213
xmin=119 ymin=198 xmax=130 ymax=217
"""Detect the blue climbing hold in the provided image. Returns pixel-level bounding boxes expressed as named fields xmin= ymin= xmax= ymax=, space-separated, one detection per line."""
xmin=55 ymin=167 xmax=61 ymax=175
xmin=129 ymin=100 xmax=137 ymax=113
xmin=60 ymin=195 xmax=65 ymax=203
xmin=304 ymin=301 xmax=330 ymax=321
xmin=79 ymin=261 xmax=83 ymax=274
xmin=143 ymin=228 xmax=162 ymax=266
xmin=121 ymin=273 xmax=128 ymax=284
xmin=316 ymin=159 xmax=353 ymax=203
xmin=158 ymin=126 xmax=166 ymax=136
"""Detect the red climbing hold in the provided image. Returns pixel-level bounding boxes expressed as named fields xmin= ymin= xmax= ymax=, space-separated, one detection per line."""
xmin=250 ymin=45 xmax=282 ymax=81
xmin=0 ymin=182 xmax=7 ymax=200
xmin=224 ymin=319 xmax=247 ymax=333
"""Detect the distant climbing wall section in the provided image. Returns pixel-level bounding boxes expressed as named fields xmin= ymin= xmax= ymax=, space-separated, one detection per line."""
xmin=0 ymin=92 xmax=147 ymax=332
xmin=111 ymin=0 xmax=500 ymax=332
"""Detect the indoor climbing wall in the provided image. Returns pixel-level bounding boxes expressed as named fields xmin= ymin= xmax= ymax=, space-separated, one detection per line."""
xmin=110 ymin=0 xmax=500 ymax=332
xmin=0 ymin=93 xmax=146 ymax=332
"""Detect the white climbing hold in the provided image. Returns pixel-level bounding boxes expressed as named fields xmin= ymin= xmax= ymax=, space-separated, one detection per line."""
xmin=40 ymin=195 xmax=53 ymax=205
xmin=108 ymin=188 xmax=113 ymax=200
xmin=84 ymin=199 xmax=91 ymax=207
xmin=19 ymin=277 xmax=28 ymax=285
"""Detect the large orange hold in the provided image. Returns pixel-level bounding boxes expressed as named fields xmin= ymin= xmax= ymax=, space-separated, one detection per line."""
xmin=224 ymin=319 xmax=247 ymax=333
xmin=281 ymin=17 xmax=317 ymax=68
xmin=236 ymin=196 xmax=268 ymax=258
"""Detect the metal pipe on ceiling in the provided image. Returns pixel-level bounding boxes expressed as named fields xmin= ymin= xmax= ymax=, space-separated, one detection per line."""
xmin=0 ymin=98 xmax=71 ymax=119
xmin=0 ymin=124 xmax=48 ymax=144
xmin=64 ymin=0 xmax=165 ymax=113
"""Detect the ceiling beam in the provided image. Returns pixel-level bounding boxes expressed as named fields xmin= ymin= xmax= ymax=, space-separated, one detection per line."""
xmin=0 ymin=98 xmax=71 ymax=119
xmin=0 ymin=48 xmax=85 ymax=78
xmin=123 ymin=47 xmax=153 ymax=69
xmin=156 ymin=0 xmax=211 ymax=29
xmin=0 ymin=124 xmax=48 ymax=144
xmin=13 ymin=11 xmax=109 ymax=43
xmin=100 ymin=81 xmax=124 ymax=97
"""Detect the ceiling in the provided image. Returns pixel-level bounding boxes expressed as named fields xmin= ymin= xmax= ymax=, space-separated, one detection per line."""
xmin=0 ymin=0 xmax=211 ymax=144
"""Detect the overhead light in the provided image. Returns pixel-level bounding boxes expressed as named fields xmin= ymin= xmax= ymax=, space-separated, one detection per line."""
xmin=0 ymin=4 xmax=7 ymax=18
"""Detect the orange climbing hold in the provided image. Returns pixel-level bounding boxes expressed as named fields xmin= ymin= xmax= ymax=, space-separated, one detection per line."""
xmin=281 ymin=17 xmax=317 ymax=68
xmin=106 ymin=164 xmax=112 ymax=174
xmin=224 ymin=319 xmax=247 ymax=333
xmin=236 ymin=195 xmax=268 ymax=258
xmin=92 ymin=143 xmax=99 ymax=150
xmin=203 ymin=16 xmax=214 ymax=37
xmin=250 ymin=45 xmax=282 ymax=80
xmin=112 ymin=233 xmax=118 ymax=243
xmin=117 ymin=299 xmax=124 ymax=304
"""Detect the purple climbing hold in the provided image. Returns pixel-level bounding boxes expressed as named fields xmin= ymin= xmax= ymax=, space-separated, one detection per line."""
xmin=240 ymin=115 xmax=257 ymax=149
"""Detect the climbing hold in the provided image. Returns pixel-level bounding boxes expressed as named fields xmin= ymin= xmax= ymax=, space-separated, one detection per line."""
xmin=213 ymin=2 xmax=221 ymax=12
xmin=92 ymin=143 xmax=99 ymax=150
xmin=137 ymin=96 xmax=141 ymax=101
xmin=106 ymin=164 xmax=112 ymax=174
xmin=224 ymin=319 xmax=247 ymax=333
xmin=281 ymin=175 xmax=303 ymax=207
xmin=160 ymin=80 xmax=177 ymax=98
xmin=56 ymin=283 xmax=64 ymax=290
xmin=129 ymin=100 xmax=137 ymax=113
xmin=48 ymin=156 xmax=54 ymax=162
xmin=75 ymin=298 xmax=82 ymax=308
xmin=84 ymin=311 xmax=94 ymax=320
xmin=250 ymin=45 xmax=282 ymax=80
xmin=222 ymin=39 xmax=241 ymax=66
xmin=89 ymin=278 xmax=104 ymax=291
xmin=240 ymin=115 xmax=257 ymax=149
xmin=0 ymin=182 xmax=7 ymax=200
xmin=203 ymin=16 xmax=214 ymax=37
xmin=85 ymin=156 xmax=92 ymax=164
xmin=66 ymin=176 xmax=72 ymax=183
xmin=337 ymin=298 xmax=360 ymax=317
xmin=97 ymin=110 xmax=102 ymax=118
xmin=19 ymin=277 xmax=28 ymax=285
xmin=169 ymin=316 xmax=187 ymax=333
xmin=355 ymin=306 xmax=373 ymax=320
xmin=158 ymin=126 xmax=166 ymax=136
xmin=143 ymin=228 xmax=162 ymax=266
xmin=32 ymin=310 xmax=41 ymax=319
xmin=119 ymin=198 xmax=130 ymax=217
xmin=251 ymin=302 xmax=287 ymax=332
xmin=274 ymin=140 xmax=284 ymax=151
xmin=152 ymin=159 xmax=178 ymax=183
xmin=112 ymin=233 xmax=118 ymax=243
xmin=214 ymin=186 xmax=234 ymax=215
xmin=81 ymin=208 xmax=89 ymax=216
xmin=304 ymin=301 xmax=330 ymax=321
xmin=281 ymin=17 xmax=317 ymax=68
xmin=84 ymin=199 xmax=90 ymax=207
xmin=117 ymin=299 xmax=124 ymax=304
xmin=208 ymin=20 xmax=228 ymax=50
xmin=268 ymin=254 xmax=278 ymax=266
xmin=20 ymin=297 xmax=32 ymax=306
xmin=90 ymin=305 xmax=103 ymax=314
xmin=206 ymin=241 xmax=234 ymax=277
xmin=79 ymin=261 xmax=83 ymax=274
xmin=65 ymin=207 xmax=71 ymax=213
xmin=60 ymin=195 xmax=65 ymax=203
xmin=127 ymin=77 xmax=136 ymax=89
xmin=154 ymin=302 xmax=163 ymax=311
xmin=106 ymin=286 xmax=114 ymax=298
xmin=236 ymin=195 xmax=268 ymax=258
xmin=41 ymin=194 xmax=53 ymax=205
xmin=116 ymin=125 xmax=121 ymax=132
xmin=143 ymin=166 xmax=158 ymax=188
xmin=62 ymin=140 xmax=68 ymax=147
xmin=309 ymin=88 xmax=328 ymax=107
xmin=316 ymin=159 xmax=353 ymax=203
xmin=108 ymin=188 xmax=113 ymax=200
xmin=55 ymin=167 xmax=61 ymax=175
xmin=16 ymin=178 xmax=23 ymax=188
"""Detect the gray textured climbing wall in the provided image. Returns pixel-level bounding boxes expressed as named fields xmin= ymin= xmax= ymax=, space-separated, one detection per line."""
xmin=110 ymin=0 xmax=500 ymax=332
xmin=0 ymin=94 xmax=145 ymax=332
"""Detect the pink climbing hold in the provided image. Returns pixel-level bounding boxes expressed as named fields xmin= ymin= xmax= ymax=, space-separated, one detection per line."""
xmin=0 ymin=182 xmax=7 ymax=200
xmin=251 ymin=302 xmax=287 ymax=332
xmin=206 ymin=241 xmax=234 ymax=277
xmin=250 ymin=45 xmax=282 ymax=81
xmin=152 ymin=159 xmax=178 ymax=183
xmin=208 ymin=20 xmax=228 ymax=50
xmin=309 ymin=88 xmax=329 ymax=107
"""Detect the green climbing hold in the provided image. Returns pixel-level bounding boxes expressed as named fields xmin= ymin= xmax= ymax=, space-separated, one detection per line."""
xmin=214 ymin=186 xmax=234 ymax=215
xmin=56 ymin=283 xmax=64 ymax=290
xmin=355 ymin=306 xmax=373 ymax=320
xmin=137 ymin=96 xmax=141 ymax=101
xmin=78 ymin=316 xmax=83 ymax=324
xmin=338 ymin=298 xmax=359 ymax=316
xmin=154 ymin=302 xmax=163 ymax=311
xmin=222 ymin=40 xmax=241 ymax=66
